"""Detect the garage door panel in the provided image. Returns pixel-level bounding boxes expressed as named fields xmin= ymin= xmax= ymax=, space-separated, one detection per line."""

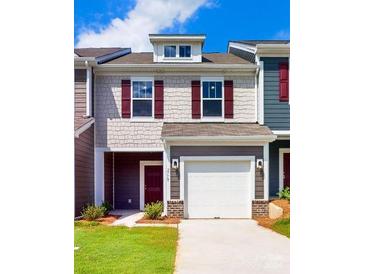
xmin=185 ymin=160 xmax=252 ymax=218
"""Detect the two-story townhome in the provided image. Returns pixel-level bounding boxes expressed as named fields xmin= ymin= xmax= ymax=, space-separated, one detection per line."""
xmin=74 ymin=47 xmax=131 ymax=216
xmin=88 ymin=34 xmax=276 ymax=219
xmin=228 ymin=40 xmax=290 ymax=198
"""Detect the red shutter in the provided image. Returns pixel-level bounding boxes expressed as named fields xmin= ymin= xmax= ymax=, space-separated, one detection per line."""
xmin=224 ymin=80 xmax=234 ymax=118
xmin=279 ymin=63 xmax=289 ymax=102
xmin=191 ymin=80 xmax=201 ymax=119
xmin=121 ymin=80 xmax=131 ymax=118
xmin=154 ymin=80 xmax=164 ymax=119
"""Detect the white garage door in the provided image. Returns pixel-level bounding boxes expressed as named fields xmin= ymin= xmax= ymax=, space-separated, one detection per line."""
xmin=184 ymin=160 xmax=253 ymax=218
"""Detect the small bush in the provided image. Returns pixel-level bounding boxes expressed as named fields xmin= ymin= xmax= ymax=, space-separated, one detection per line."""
xmin=81 ymin=204 xmax=105 ymax=221
xmin=277 ymin=187 xmax=290 ymax=201
xmin=144 ymin=201 xmax=163 ymax=219
xmin=101 ymin=201 xmax=113 ymax=214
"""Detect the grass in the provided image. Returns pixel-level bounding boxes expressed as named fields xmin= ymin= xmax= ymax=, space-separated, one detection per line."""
xmin=74 ymin=223 xmax=178 ymax=274
xmin=272 ymin=218 xmax=290 ymax=238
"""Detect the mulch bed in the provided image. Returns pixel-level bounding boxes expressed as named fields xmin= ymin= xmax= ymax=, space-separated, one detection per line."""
xmin=78 ymin=214 xmax=122 ymax=225
xmin=136 ymin=216 xmax=181 ymax=224
xmin=254 ymin=199 xmax=290 ymax=229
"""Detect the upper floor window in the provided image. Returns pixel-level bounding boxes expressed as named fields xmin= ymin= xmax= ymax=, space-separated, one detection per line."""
xmin=179 ymin=45 xmax=191 ymax=58
xmin=132 ymin=81 xmax=153 ymax=117
xmin=202 ymin=81 xmax=223 ymax=117
xmin=164 ymin=45 xmax=176 ymax=58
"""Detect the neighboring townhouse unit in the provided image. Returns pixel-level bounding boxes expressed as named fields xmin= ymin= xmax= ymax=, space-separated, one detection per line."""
xmin=88 ymin=34 xmax=277 ymax=219
xmin=74 ymin=47 xmax=131 ymax=216
xmin=229 ymin=40 xmax=290 ymax=197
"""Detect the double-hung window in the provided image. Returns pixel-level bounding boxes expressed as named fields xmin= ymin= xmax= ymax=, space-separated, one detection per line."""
xmin=132 ymin=80 xmax=153 ymax=117
xmin=179 ymin=45 xmax=191 ymax=58
xmin=202 ymin=81 xmax=223 ymax=117
xmin=164 ymin=45 xmax=176 ymax=58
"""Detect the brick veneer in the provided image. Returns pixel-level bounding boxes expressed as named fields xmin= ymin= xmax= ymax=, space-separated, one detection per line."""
xmin=167 ymin=200 xmax=184 ymax=218
xmin=252 ymin=200 xmax=269 ymax=217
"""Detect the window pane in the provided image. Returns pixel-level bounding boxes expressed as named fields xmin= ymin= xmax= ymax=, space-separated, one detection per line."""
xmin=179 ymin=45 xmax=191 ymax=57
xmin=203 ymin=100 xmax=222 ymax=117
xmin=133 ymin=81 xmax=152 ymax=98
xmin=203 ymin=82 xmax=209 ymax=98
xmin=164 ymin=46 xmax=176 ymax=57
xmin=133 ymin=100 xmax=152 ymax=117
xmin=202 ymin=81 xmax=222 ymax=98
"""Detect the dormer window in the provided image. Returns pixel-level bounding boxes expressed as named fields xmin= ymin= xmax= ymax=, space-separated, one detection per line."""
xmin=164 ymin=45 xmax=176 ymax=58
xmin=179 ymin=45 xmax=191 ymax=58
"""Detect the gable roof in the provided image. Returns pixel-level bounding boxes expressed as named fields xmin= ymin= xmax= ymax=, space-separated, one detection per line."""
xmin=103 ymin=52 xmax=253 ymax=65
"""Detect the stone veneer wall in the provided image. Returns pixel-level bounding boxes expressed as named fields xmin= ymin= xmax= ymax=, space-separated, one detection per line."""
xmin=167 ymin=200 xmax=184 ymax=218
xmin=94 ymin=75 xmax=256 ymax=148
xmin=252 ymin=200 xmax=269 ymax=217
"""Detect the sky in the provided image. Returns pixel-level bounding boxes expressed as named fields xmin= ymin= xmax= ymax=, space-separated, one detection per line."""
xmin=75 ymin=0 xmax=289 ymax=52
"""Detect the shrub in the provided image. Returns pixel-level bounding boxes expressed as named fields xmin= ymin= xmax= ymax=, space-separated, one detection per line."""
xmin=144 ymin=201 xmax=163 ymax=219
xmin=81 ymin=204 xmax=105 ymax=221
xmin=277 ymin=187 xmax=290 ymax=201
xmin=101 ymin=201 xmax=113 ymax=214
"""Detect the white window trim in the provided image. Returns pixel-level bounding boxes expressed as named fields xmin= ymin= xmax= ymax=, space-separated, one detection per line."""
xmin=179 ymin=156 xmax=256 ymax=218
xmin=139 ymin=160 xmax=163 ymax=211
xmin=279 ymin=148 xmax=290 ymax=191
xmin=163 ymin=43 xmax=192 ymax=59
xmin=130 ymin=76 xmax=154 ymax=121
xmin=200 ymin=77 xmax=225 ymax=121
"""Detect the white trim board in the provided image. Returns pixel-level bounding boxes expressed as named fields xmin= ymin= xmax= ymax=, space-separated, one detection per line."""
xmin=95 ymin=147 xmax=164 ymax=152
xmin=139 ymin=160 xmax=163 ymax=211
xmin=279 ymin=148 xmax=290 ymax=191
xmin=179 ymin=156 xmax=256 ymax=218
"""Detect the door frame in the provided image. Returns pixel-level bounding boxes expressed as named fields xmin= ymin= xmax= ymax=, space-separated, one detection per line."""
xmin=279 ymin=148 xmax=290 ymax=191
xmin=180 ymin=156 xmax=256 ymax=218
xmin=139 ymin=161 xmax=163 ymax=210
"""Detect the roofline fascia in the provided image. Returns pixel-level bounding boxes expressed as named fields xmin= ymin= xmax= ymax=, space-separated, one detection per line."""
xmin=149 ymin=35 xmax=206 ymax=43
xmin=228 ymin=42 xmax=257 ymax=54
xmin=74 ymin=118 xmax=95 ymax=138
xmin=74 ymin=57 xmax=97 ymax=67
xmin=161 ymin=135 xmax=277 ymax=142
xmin=96 ymin=63 xmax=258 ymax=70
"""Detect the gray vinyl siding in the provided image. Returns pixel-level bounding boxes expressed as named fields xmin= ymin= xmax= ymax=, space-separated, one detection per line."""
xmin=170 ymin=146 xmax=264 ymax=200
xmin=269 ymin=140 xmax=290 ymax=196
xmin=261 ymin=57 xmax=290 ymax=130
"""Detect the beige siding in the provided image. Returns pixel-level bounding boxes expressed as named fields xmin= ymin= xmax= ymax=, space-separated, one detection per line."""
xmin=94 ymin=75 xmax=256 ymax=148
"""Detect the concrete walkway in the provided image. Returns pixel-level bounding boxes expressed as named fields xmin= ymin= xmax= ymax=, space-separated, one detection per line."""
xmin=175 ymin=219 xmax=289 ymax=274
xmin=110 ymin=210 xmax=144 ymax=227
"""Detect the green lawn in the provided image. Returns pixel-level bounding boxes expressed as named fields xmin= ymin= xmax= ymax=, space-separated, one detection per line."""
xmin=74 ymin=222 xmax=178 ymax=274
xmin=272 ymin=218 xmax=290 ymax=238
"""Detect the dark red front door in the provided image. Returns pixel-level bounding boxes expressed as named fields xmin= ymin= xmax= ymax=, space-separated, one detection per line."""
xmin=144 ymin=165 xmax=163 ymax=205
xmin=283 ymin=153 xmax=290 ymax=188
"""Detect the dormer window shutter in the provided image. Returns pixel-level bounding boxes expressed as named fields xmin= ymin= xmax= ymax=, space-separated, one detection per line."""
xmin=192 ymin=80 xmax=201 ymax=119
xmin=154 ymin=80 xmax=164 ymax=119
xmin=224 ymin=80 xmax=234 ymax=118
xmin=279 ymin=63 xmax=289 ymax=101
xmin=121 ymin=80 xmax=131 ymax=118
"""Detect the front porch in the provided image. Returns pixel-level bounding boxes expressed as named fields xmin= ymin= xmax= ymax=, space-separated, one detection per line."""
xmin=97 ymin=151 xmax=165 ymax=212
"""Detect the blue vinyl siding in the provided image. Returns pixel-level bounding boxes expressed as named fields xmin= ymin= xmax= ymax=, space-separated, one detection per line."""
xmin=269 ymin=140 xmax=290 ymax=197
xmin=261 ymin=57 xmax=290 ymax=130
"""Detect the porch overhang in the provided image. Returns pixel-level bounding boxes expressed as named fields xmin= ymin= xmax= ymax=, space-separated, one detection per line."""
xmin=161 ymin=123 xmax=277 ymax=145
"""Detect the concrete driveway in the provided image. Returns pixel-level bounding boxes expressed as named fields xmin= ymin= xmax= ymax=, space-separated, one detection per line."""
xmin=175 ymin=219 xmax=289 ymax=274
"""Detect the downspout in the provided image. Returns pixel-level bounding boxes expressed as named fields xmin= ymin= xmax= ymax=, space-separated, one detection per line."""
xmin=85 ymin=60 xmax=92 ymax=117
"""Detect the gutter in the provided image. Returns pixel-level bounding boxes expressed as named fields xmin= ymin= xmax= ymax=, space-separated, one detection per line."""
xmin=96 ymin=48 xmax=131 ymax=64
xmin=97 ymin=63 xmax=258 ymax=69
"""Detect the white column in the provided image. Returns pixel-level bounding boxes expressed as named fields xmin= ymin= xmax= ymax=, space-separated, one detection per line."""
xmin=263 ymin=143 xmax=269 ymax=200
xmin=163 ymin=143 xmax=170 ymax=215
xmin=94 ymin=149 xmax=104 ymax=205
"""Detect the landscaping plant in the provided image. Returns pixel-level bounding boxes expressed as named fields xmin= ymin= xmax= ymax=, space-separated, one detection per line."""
xmin=277 ymin=187 xmax=290 ymax=201
xmin=101 ymin=201 xmax=113 ymax=214
xmin=144 ymin=201 xmax=163 ymax=219
xmin=81 ymin=204 xmax=106 ymax=221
